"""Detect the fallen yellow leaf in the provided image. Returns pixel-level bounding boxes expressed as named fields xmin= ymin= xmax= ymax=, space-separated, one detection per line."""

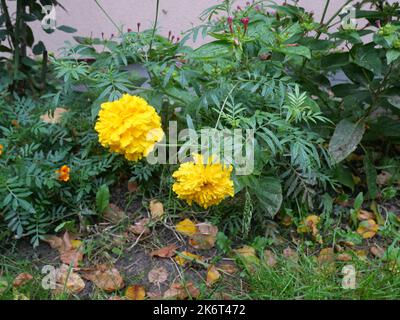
xmin=206 ymin=265 xmax=221 ymax=287
xmin=175 ymin=219 xmax=197 ymax=236
xmin=357 ymin=219 xmax=379 ymax=239
xmin=71 ymin=240 xmax=83 ymax=250
xmin=234 ymin=246 xmax=260 ymax=271
xmin=355 ymin=249 xmax=368 ymax=261
xmin=125 ymin=285 xmax=146 ymax=300
xmin=174 ymin=251 xmax=203 ymax=266
xmin=234 ymin=245 xmax=256 ymax=258
xmin=297 ymin=215 xmax=320 ymax=236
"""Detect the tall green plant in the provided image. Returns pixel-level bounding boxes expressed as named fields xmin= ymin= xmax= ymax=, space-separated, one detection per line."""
xmin=0 ymin=0 xmax=75 ymax=93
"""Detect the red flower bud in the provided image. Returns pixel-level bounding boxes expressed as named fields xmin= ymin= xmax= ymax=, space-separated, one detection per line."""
xmin=241 ymin=17 xmax=249 ymax=34
xmin=241 ymin=17 xmax=250 ymax=26
xmin=227 ymin=16 xmax=234 ymax=34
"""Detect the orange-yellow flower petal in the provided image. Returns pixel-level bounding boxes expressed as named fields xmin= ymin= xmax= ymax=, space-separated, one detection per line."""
xmin=172 ymin=154 xmax=234 ymax=209
xmin=56 ymin=165 xmax=70 ymax=182
xmin=94 ymin=94 xmax=164 ymax=161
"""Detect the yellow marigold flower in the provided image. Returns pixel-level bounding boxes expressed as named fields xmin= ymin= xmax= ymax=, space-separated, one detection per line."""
xmin=56 ymin=165 xmax=71 ymax=182
xmin=172 ymin=154 xmax=234 ymax=209
xmin=0 ymin=144 xmax=3 ymax=155
xmin=94 ymin=94 xmax=164 ymax=161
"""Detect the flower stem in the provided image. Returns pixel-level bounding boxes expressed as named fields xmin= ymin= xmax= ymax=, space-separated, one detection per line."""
xmin=94 ymin=0 xmax=122 ymax=34
xmin=149 ymin=0 xmax=161 ymax=52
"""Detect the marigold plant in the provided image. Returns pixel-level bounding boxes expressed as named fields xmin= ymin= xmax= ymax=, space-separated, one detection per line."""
xmin=172 ymin=154 xmax=234 ymax=209
xmin=95 ymin=94 xmax=164 ymax=161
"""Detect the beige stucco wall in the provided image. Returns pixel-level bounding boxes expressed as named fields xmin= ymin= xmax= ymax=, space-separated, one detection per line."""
xmin=31 ymin=0 xmax=349 ymax=54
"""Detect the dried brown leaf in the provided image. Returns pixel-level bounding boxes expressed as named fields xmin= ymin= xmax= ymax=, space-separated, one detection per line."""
xmin=217 ymin=263 xmax=238 ymax=274
xmin=264 ymin=249 xmax=277 ymax=267
xmin=149 ymin=199 xmax=164 ymax=220
xmin=358 ymin=210 xmax=375 ymax=221
xmin=81 ymin=265 xmax=124 ymax=292
xmin=318 ymin=248 xmax=335 ymax=265
xmin=337 ymin=253 xmax=352 ymax=262
xmin=129 ymin=218 xmax=150 ymax=236
xmin=370 ymin=245 xmax=385 ymax=258
xmin=127 ymin=181 xmax=138 ymax=193
xmin=104 ymin=204 xmax=126 ymax=224
xmin=53 ymin=264 xmax=85 ymax=294
xmin=377 ymin=171 xmax=392 ymax=186
xmin=150 ymin=244 xmax=177 ymax=258
xmin=148 ymin=267 xmax=168 ymax=285
xmin=283 ymin=247 xmax=299 ymax=262
xmin=13 ymin=273 xmax=33 ymax=287
xmin=189 ymin=222 xmax=218 ymax=250
xmin=163 ymin=282 xmax=200 ymax=300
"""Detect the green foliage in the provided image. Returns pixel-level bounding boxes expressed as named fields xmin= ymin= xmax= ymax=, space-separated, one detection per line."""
xmin=43 ymin=1 xmax=335 ymax=235
xmin=2 ymin=0 xmax=400 ymax=246
xmin=0 ymin=90 xmax=122 ymax=246
xmin=96 ymin=184 xmax=110 ymax=215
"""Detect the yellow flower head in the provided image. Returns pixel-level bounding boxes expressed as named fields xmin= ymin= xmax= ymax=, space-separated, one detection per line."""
xmin=172 ymin=154 xmax=234 ymax=209
xmin=56 ymin=165 xmax=70 ymax=182
xmin=0 ymin=144 xmax=3 ymax=155
xmin=95 ymin=94 xmax=164 ymax=161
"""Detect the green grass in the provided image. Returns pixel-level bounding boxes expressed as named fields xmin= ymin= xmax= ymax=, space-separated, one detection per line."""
xmin=0 ymin=255 xmax=53 ymax=300
xmin=245 ymin=252 xmax=400 ymax=300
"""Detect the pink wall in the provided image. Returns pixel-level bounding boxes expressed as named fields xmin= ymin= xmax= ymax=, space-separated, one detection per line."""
xmin=31 ymin=0 xmax=348 ymax=54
